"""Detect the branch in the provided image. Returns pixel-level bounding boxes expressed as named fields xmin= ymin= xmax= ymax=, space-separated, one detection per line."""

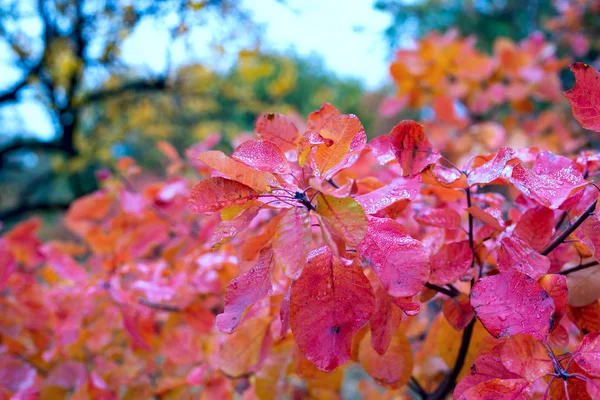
xmin=425 ymin=282 xmax=459 ymax=298
xmin=0 ymin=138 xmax=76 ymax=159
xmin=138 ymin=298 xmax=182 ymax=313
xmin=0 ymin=200 xmax=71 ymax=222
xmin=559 ymin=260 xmax=599 ymax=276
xmin=78 ymin=78 xmax=167 ymax=106
xmin=541 ymin=199 xmax=598 ymax=256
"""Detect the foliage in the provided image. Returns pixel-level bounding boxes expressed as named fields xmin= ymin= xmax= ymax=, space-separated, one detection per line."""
xmin=3 ymin=59 xmax=600 ymax=397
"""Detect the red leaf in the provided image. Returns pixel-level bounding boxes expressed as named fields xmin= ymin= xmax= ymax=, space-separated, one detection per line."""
xmin=307 ymin=102 xmax=340 ymax=131
xmin=514 ymin=206 xmax=554 ymax=251
xmin=358 ymin=329 xmax=413 ymax=389
xmin=207 ymin=201 xmax=263 ymax=250
xmin=458 ymin=378 xmax=531 ymax=400
xmin=388 ymin=120 xmax=440 ymax=176
xmin=359 ymin=217 xmax=430 ymax=297
xmin=355 ymin=176 xmax=421 ymax=215
xmin=255 ymin=113 xmax=300 ymax=152
xmin=510 ymin=152 xmax=588 ymax=209
xmin=442 ymin=294 xmax=475 ymax=331
xmin=273 ymin=207 xmax=312 ymax=279
xmin=315 ymin=193 xmax=367 ymax=247
xmin=497 ymin=235 xmax=551 ymax=280
xmin=539 ymin=274 xmax=568 ymax=331
xmin=232 ymin=139 xmax=291 ymax=174
xmin=197 ymin=150 xmax=275 ymax=192
xmin=575 ymin=333 xmax=600 ymax=377
xmin=429 ymin=240 xmax=473 ymax=285
xmin=289 ymin=247 xmax=375 ymax=371
xmin=580 ymin=213 xmax=600 ymax=259
xmin=188 ymin=177 xmax=258 ymax=214
xmin=0 ymin=241 xmax=16 ymax=290
xmin=471 ymin=271 xmax=555 ymax=340
xmin=564 ymin=62 xmax=600 ymax=132
xmin=468 ymin=147 xmax=516 ymax=186
xmin=500 ymin=334 xmax=553 ymax=382
xmin=369 ymin=276 xmax=403 ymax=355
xmin=216 ymin=247 xmax=275 ymax=334
xmin=413 ymin=207 xmax=462 ymax=230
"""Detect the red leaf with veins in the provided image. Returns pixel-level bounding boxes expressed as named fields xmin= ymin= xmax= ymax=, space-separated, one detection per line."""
xmin=510 ymin=152 xmax=588 ymax=209
xmin=514 ymin=206 xmax=554 ymax=251
xmin=574 ymin=333 xmax=600 ymax=377
xmin=355 ymin=175 xmax=421 ymax=215
xmin=232 ymin=139 xmax=290 ymax=174
xmin=289 ymin=247 xmax=374 ymax=371
xmin=369 ymin=276 xmax=403 ymax=355
xmin=188 ymin=177 xmax=258 ymax=214
xmin=388 ymin=120 xmax=441 ymax=176
xmin=311 ymin=114 xmax=366 ymax=178
xmin=273 ymin=207 xmax=312 ymax=280
xmin=197 ymin=151 xmax=275 ymax=192
xmin=442 ymin=294 xmax=474 ymax=331
xmin=471 ymin=271 xmax=555 ymax=340
xmin=458 ymin=378 xmax=531 ymax=400
xmin=500 ymin=334 xmax=553 ymax=382
xmin=468 ymin=146 xmax=516 ymax=186
xmin=207 ymin=202 xmax=263 ymax=250
xmin=414 ymin=208 xmax=462 ymax=230
xmin=315 ymin=193 xmax=367 ymax=247
xmin=255 ymin=112 xmax=300 ymax=152
xmin=359 ymin=217 xmax=430 ymax=297
xmin=216 ymin=247 xmax=274 ymax=334
xmin=429 ymin=240 xmax=472 ymax=285
xmin=497 ymin=235 xmax=551 ymax=280
xmin=564 ymin=62 xmax=600 ymax=132
xmin=307 ymin=102 xmax=340 ymax=131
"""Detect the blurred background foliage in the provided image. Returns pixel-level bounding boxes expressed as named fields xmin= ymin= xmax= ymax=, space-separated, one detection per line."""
xmin=1 ymin=0 xmax=600 ymax=225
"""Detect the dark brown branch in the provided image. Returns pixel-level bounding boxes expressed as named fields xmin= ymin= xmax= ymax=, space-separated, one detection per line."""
xmin=409 ymin=376 xmax=428 ymax=399
xmin=541 ymin=199 xmax=598 ymax=256
xmin=425 ymin=282 xmax=459 ymax=298
xmin=0 ymin=139 xmax=76 ymax=159
xmin=0 ymin=200 xmax=71 ymax=222
xmin=559 ymin=261 xmax=599 ymax=276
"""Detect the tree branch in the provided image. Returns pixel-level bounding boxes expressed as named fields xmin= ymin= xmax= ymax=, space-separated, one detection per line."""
xmin=425 ymin=282 xmax=459 ymax=298
xmin=78 ymin=78 xmax=167 ymax=106
xmin=541 ymin=198 xmax=598 ymax=256
xmin=0 ymin=200 xmax=71 ymax=222
xmin=559 ymin=260 xmax=599 ymax=276
xmin=0 ymin=139 xmax=76 ymax=159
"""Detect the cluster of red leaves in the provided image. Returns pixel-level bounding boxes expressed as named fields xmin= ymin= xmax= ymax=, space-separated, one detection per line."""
xmin=183 ymin=63 xmax=600 ymax=399
xmin=385 ymin=29 xmax=589 ymax=161
xmin=1 ymin=62 xmax=600 ymax=399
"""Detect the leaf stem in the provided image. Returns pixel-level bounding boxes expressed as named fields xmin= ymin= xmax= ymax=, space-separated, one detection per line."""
xmin=541 ymin=198 xmax=598 ymax=256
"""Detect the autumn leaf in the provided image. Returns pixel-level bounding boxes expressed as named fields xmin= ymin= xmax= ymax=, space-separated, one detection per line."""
xmin=315 ymin=193 xmax=367 ymax=247
xmin=413 ymin=207 xmax=462 ymax=230
xmin=255 ymin=112 xmax=300 ymax=152
xmin=564 ymin=62 xmax=600 ymax=132
xmin=389 ymin=120 xmax=441 ymax=176
xmin=442 ymin=294 xmax=475 ymax=331
xmin=289 ymin=247 xmax=375 ymax=372
xmin=369 ymin=275 xmax=403 ymax=355
xmin=471 ymin=271 xmax=555 ymax=340
xmin=197 ymin=150 xmax=275 ymax=192
xmin=566 ymin=266 xmax=600 ymax=307
xmin=216 ymin=247 xmax=275 ymax=334
xmin=232 ymin=139 xmax=291 ymax=174
xmin=311 ymin=114 xmax=366 ymax=178
xmin=358 ymin=329 xmax=413 ymax=389
xmin=429 ymin=240 xmax=472 ymax=285
xmin=219 ymin=317 xmax=271 ymax=377
xmin=497 ymin=235 xmax=551 ymax=280
xmin=467 ymin=147 xmax=515 ymax=186
xmin=0 ymin=241 xmax=16 ymax=290
xmin=189 ymin=177 xmax=259 ymax=214
xmin=358 ymin=217 xmax=430 ymax=297
xmin=272 ymin=207 xmax=312 ymax=279
xmin=500 ymin=334 xmax=553 ymax=382
xmin=355 ymin=175 xmax=421 ymax=215
xmin=514 ymin=206 xmax=554 ymax=252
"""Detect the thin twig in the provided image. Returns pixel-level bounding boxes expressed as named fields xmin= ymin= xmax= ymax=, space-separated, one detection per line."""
xmin=409 ymin=376 xmax=428 ymax=399
xmin=425 ymin=283 xmax=459 ymax=298
xmin=541 ymin=199 xmax=598 ymax=256
xmin=559 ymin=261 xmax=599 ymax=276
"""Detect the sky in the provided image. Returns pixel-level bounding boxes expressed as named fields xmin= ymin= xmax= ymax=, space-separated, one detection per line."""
xmin=0 ymin=0 xmax=394 ymax=140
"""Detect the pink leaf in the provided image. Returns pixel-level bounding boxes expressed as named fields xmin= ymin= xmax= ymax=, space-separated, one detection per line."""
xmin=429 ymin=240 xmax=472 ymax=285
xmin=255 ymin=113 xmax=300 ymax=152
xmin=413 ymin=208 xmax=462 ymax=230
xmin=514 ymin=206 xmax=554 ymax=251
xmin=471 ymin=271 xmax=555 ymax=340
xmin=216 ymin=247 xmax=274 ymax=334
xmin=355 ymin=176 xmax=421 ymax=215
xmin=388 ymin=120 xmax=440 ymax=176
xmin=564 ymin=62 xmax=600 ymax=132
xmin=232 ymin=139 xmax=291 ymax=174
xmin=359 ymin=217 xmax=430 ymax=297
xmin=497 ymin=235 xmax=551 ymax=280
xmin=575 ymin=332 xmax=600 ymax=377
xmin=467 ymin=147 xmax=515 ymax=186
xmin=290 ymin=247 xmax=375 ymax=371
xmin=273 ymin=207 xmax=312 ymax=279
xmin=369 ymin=276 xmax=403 ymax=355
xmin=188 ymin=177 xmax=258 ymax=214
xmin=0 ymin=241 xmax=16 ymax=290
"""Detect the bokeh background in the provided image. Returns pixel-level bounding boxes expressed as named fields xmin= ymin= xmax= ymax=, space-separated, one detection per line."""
xmin=1 ymin=0 xmax=599 ymax=226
